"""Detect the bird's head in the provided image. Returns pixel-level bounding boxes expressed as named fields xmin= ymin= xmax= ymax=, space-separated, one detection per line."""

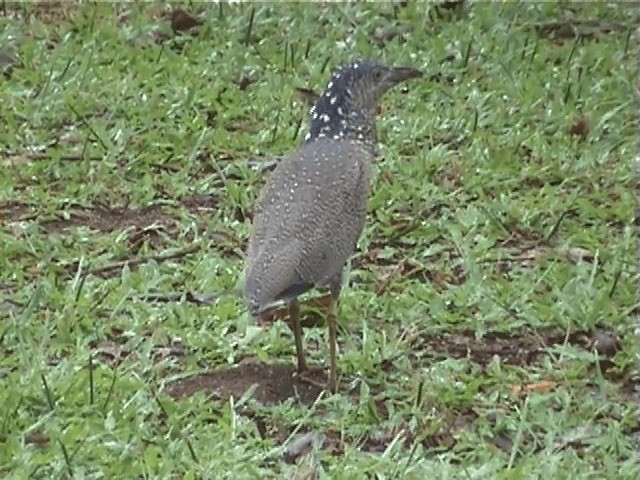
xmin=305 ymin=59 xmax=421 ymax=146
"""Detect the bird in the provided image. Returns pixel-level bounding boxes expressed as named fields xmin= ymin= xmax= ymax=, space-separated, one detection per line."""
xmin=244 ymin=59 xmax=421 ymax=393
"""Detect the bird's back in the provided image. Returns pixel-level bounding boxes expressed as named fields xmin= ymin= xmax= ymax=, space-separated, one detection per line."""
xmin=244 ymin=59 xmax=421 ymax=314
xmin=244 ymin=138 xmax=371 ymax=313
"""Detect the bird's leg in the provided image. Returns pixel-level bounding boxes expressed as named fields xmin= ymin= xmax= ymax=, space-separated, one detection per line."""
xmin=294 ymin=295 xmax=340 ymax=392
xmin=290 ymin=297 xmax=335 ymax=391
xmin=292 ymin=273 xmax=343 ymax=393
xmin=326 ymin=294 xmax=338 ymax=393
xmin=288 ymin=299 xmax=307 ymax=372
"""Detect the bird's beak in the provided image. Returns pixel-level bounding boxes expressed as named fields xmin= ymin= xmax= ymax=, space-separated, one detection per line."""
xmin=386 ymin=66 xmax=422 ymax=84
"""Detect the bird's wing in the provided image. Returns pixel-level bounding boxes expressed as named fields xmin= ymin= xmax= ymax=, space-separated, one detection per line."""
xmin=248 ymin=140 xmax=368 ymax=287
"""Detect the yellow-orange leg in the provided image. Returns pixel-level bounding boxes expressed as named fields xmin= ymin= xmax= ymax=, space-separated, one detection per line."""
xmin=288 ymin=299 xmax=307 ymax=372
xmin=290 ymin=296 xmax=339 ymax=394
xmin=326 ymin=296 xmax=338 ymax=393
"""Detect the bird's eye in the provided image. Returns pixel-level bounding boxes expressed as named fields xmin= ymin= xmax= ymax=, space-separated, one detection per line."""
xmin=373 ymin=70 xmax=382 ymax=80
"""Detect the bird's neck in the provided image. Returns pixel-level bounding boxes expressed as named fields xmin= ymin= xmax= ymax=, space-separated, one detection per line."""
xmin=305 ymin=100 xmax=377 ymax=154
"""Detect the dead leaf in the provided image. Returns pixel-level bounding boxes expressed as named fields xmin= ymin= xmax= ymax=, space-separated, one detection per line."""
xmin=293 ymin=465 xmax=318 ymax=480
xmin=0 ymin=49 xmax=20 ymax=77
xmin=563 ymin=246 xmax=595 ymax=264
xmin=511 ymin=380 xmax=556 ymax=396
xmin=591 ymin=331 xmax=621 ymax=357
xmin=440 ymin=0 xmax=465 ymax=11
xmin=371 ymin=24 xmax=412 ymax=46
xmin=171 ymin=9 xmax=203 ymax=35
xmin=237 ymin=75 xmax=254 ymax=91
xmin=295 ymin=87 xmax=320 ymax=106
xmin=568 ymin=117 xmax=590 ymax=140
xmin=283 ymin=431 xmax=324 ymax=464
xmin=25 ymin=433 xmax=49 ymax=447
xmin=534 ymin=20 xmax=624 ymax=40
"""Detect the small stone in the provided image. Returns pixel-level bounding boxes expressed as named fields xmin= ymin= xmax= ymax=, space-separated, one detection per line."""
xmin=592 ymin=331 xmax=620 ymax=356
xmin=283 ymin=431 xmax=324 ymax=464
xmin=170 ymin=9 xmax=203 ymax=35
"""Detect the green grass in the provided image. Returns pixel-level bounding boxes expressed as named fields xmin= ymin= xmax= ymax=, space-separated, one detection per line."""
xmin=1 ymin=1 xmax=638 ymax=478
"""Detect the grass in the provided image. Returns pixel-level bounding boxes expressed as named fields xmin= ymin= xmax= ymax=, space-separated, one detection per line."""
xmin=1 ymin=1 xmax=638 ymax=478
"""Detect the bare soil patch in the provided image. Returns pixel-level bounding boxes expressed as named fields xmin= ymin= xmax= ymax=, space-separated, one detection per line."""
xmin=166 ymin=360 xmax=324 ymax=406
xmin=162 ymin=326 xmax=630 ymax=408
xmin=4 ymin=1 xmax=78 ymax=23
xmin=419 ymin=328 xmax=605 ymax=366
xmin=256 ymin=294 xmax=333 ymax=329
xmin=418 ymin=328 xmax=634 ymax=396
xmin=181 ymin=193 xmax=220 ymax=214
xmin=0 ymin=201 xmax=33 ymax=222
xmin=41 ymin=203 xmax=174 ymax=234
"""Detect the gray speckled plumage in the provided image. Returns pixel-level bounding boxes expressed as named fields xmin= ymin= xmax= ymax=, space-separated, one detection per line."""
xmin=245 ymin=138 xmax=370 ymax=313
xmin=243 ymin=59 xmax=421 ymax=392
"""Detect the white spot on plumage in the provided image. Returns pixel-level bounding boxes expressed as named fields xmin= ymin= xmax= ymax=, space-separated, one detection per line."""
xmin=327 ymin=81 xmax=333 ymax=89
xmin=322 ymin=114 xmax=330 ymax=123
xmin=330 ymin=96 xmax=337 ymax=105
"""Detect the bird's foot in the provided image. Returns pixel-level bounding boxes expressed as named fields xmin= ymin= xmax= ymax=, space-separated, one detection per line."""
xmin=293 ymin=366 xmax=332 ymax=391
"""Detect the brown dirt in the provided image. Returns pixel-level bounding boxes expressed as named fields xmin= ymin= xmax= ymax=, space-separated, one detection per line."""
xmin=181 ymin=193 xmax=220 ymax=214
xmin=4 ymin=1 xmax=78 ymax=23
xmin=0 ymin=195 xmax=242 ymax=281
xmin=162 ymin=325 xmax=632 ymax=410
xmin=166 ymin=360 xmax=324 ymax=406
xmin=256 ymin=294 xmax=333 ymax=329
xmin=90 ymin=326 xmax=188 ymax=367
xmin=40 ymin=203 xmax=174 ymax=234
xmin=2 ymin=192 xmax=220 ymax=233
xmin=97 ymin=319 xmax=633 ymax=461
xmin=415 ymin=328 xmax=634 ymax=396
xmin=8 ymin=193 xmax=221 ymax=233
xmin=37 ymin=203 xmax=179 ymax=254
xmin=0 ymin=201 xmax=33 ymax=222
xmin=418 ymin=329 xmax=594 ymax=366
xmin=3 ymin=195 xmax=229 ymax=258
xmin=533 ymin=19 xmax=629 ymax=41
